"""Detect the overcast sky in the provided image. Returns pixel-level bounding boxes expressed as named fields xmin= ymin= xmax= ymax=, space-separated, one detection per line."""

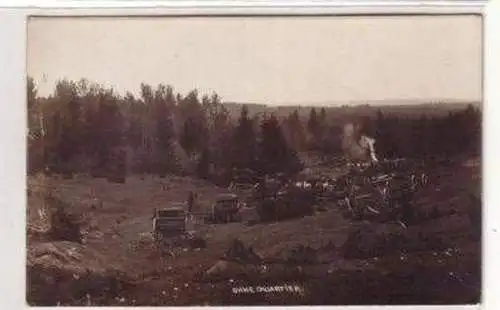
xmin=27 ymin=15 xmax=482 ymax=105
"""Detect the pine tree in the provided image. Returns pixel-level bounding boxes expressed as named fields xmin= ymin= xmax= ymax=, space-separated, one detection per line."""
xmin=307 ymin=108 xmax=319 ymax=137
xmin=203 ymin=92 xmax=231 ymax=172
xmin=307 ymin=108 xmax=321 ymax=149
xmin=196 ymin=147 xmax=211 ymax=179
xmin=231 ymin=105 xmax=258 ymax=171
xmin=178 ymin=89 xmax=208 ymax=160
xmin=374 ymin=109 xmax=392 ymax=159
xmin=95 ymin=92 xmax=124 ymax=178
xmin=318 ymin=107 xmax=327 ymax=139
xmin=257 ymin=114 xmax=303 ymax=176
xmin=154 ymin=85 xmax=178 ymax=176
xmin=286 ymin=110 xmax=306 ymax=151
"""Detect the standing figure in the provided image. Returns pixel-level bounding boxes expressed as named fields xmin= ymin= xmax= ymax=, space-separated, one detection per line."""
xmin=421 ymin=172 xmax=429 ymax=187
xmin=187 ymin=191 xmax=195 ymax=224
xmin=187 ymin=191 xmax=194 ymax=212
xmin=391 ymin=175 xmax=415 ymax=225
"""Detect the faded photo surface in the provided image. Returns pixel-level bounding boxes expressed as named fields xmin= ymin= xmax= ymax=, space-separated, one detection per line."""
xmin=26 ymin=15 xmax=482 ymax=306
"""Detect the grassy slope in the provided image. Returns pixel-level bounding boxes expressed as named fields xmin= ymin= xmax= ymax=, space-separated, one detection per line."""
xmin=26 ymin=156 xmax=481 ymax=306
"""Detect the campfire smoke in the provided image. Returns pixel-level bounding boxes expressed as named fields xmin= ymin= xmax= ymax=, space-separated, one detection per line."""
xmin=360 ymin=135 xmax=378 ymax=162
xmin=341 ymin=122 xmax=378 ymax=163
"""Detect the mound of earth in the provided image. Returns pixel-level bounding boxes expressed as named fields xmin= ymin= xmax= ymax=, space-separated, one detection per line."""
xmin=27 ymin=241 xmax=134 ymax=306
xmin=27 ymin=241 xmax=108 ymax=273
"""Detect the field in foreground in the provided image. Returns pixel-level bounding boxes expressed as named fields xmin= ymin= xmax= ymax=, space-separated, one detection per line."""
xmin=26 ymin=157 xmax=481 ymax=306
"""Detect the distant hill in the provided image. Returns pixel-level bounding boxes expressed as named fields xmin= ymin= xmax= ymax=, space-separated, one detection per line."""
xmin=223 ymin=100 xmax=481 ymax=122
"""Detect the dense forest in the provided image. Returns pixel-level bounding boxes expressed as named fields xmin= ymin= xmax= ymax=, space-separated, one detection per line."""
xmin=27 ymin=77 xmax=481 ymax=183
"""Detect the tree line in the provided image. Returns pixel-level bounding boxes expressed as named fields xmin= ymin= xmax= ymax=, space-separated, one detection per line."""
xmin=27 ymin=77 xmax=481 ymax=183
xmin=27 ymin=78 xmax=303 ymax=183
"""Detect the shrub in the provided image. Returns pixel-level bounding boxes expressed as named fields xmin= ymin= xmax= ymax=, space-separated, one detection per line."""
xmin=44 ymin=194 xmax=83 ymax=244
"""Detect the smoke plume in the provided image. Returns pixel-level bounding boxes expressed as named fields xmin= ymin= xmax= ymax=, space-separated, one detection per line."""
xmin=341 ymin=122 xmax=378 ymax=163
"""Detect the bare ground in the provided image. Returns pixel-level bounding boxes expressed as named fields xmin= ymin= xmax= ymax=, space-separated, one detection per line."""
xmin=26 ymin=157 xmax=481 ymax=306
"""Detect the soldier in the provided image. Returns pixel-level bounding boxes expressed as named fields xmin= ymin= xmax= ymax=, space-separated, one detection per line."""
xmin=259 ymin=176 xmax=267 ymax=200
xmin=410 ymin=174 xmax=417 ymax=190
xmin=421 ymin=172 xmax=429 ymax=187
xmin=345 ymin=182 xmax=361 ymax=219
xmin=187 ymin=191 xmax=194 ymax=213
xmin=390 ymin=175 xmax=415 ymax=225
xmin=193 ymin=192 xmax=199 ymax=211
xmin=382 ymin=180 xmax=390 ymax=206
xmin=186 ymin=191 xmax=196 ymax=225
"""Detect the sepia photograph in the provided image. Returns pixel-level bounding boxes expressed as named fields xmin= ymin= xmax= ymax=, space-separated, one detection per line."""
xmin=26 ymin=14 xmax=482 ymax=306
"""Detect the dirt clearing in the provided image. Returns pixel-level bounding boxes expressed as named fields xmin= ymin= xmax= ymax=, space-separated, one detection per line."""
xmin=26 ymin=157 xmax=481 ymax=306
